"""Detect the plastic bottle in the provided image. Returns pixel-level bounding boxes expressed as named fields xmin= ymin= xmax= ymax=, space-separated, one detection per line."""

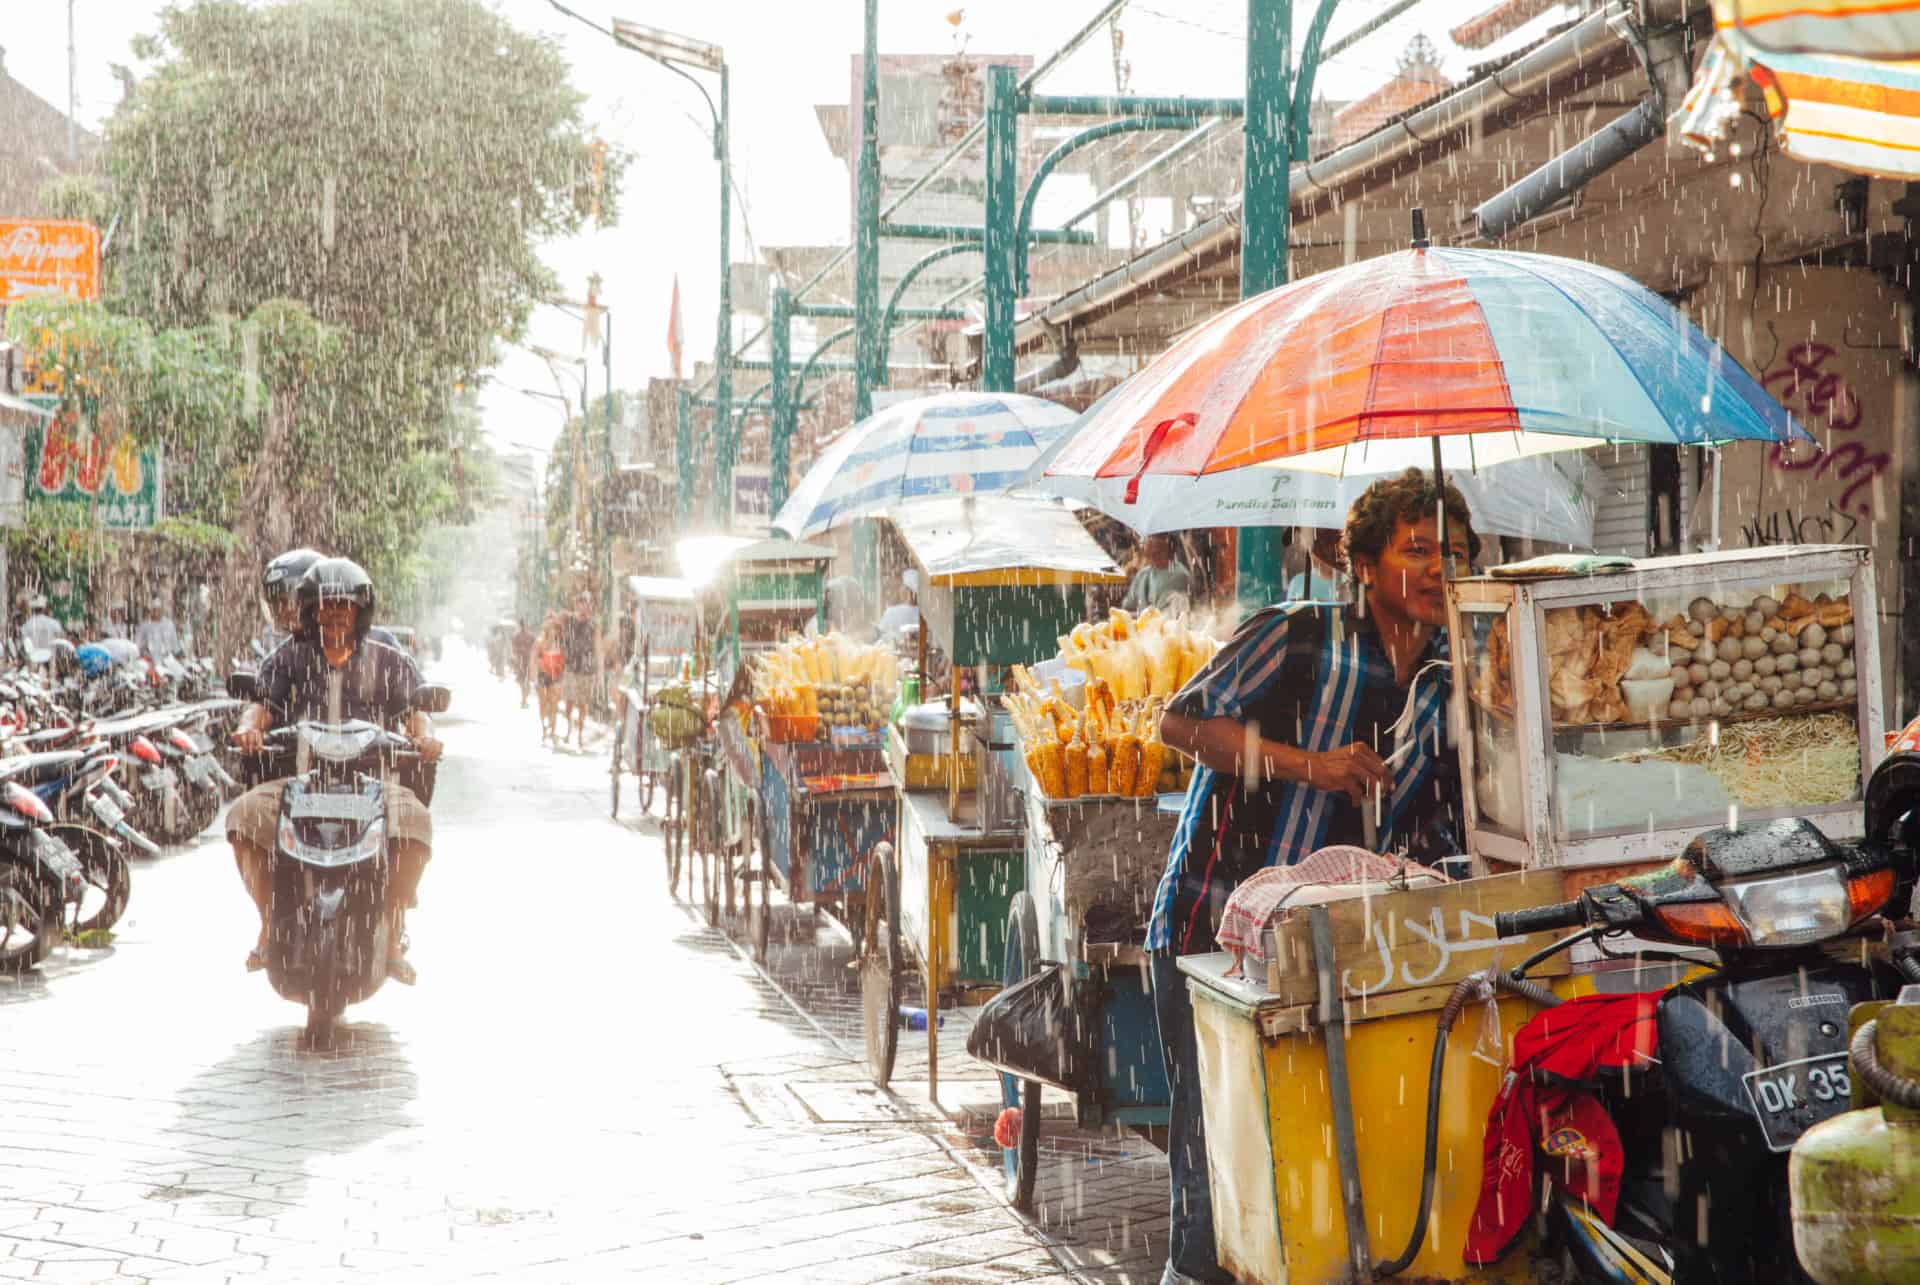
xmin=897 ymin=1005 xmax=945 ymax=1031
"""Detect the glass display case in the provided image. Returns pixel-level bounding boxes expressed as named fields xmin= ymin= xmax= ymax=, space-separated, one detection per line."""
xmin=1447 ymin=545 xmax=1885 ymax=869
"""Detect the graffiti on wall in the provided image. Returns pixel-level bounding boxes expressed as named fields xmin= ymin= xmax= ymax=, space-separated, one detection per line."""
xmin=1761 ymin=341 xmax=1889 ymax=519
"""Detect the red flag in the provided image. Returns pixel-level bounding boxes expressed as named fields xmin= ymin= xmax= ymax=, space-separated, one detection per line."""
xmin=667 ymin=275 xmax=685 ymax=381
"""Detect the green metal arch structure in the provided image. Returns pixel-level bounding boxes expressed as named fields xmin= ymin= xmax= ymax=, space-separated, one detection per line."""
xmin=878 ymin=242 xmax=982 ymax=382
xmin=1015 ymin=115 xmax=1221 ymax=296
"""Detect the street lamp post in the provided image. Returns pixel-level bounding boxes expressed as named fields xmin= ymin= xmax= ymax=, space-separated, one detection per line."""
xmin=611 ymin=17 xmax=731 ymax=527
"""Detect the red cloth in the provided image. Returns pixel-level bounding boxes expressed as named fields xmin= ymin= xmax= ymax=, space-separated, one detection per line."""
xmin=1463 ymin=991 xmax=1661 ymax=1267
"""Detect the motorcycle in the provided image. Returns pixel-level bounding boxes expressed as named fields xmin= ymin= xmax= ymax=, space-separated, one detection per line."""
xmin=1446 ymin=752 xmax=1920 ymax=1284
xmin=243 ymin=682 xmax=450 ymax=1036
xmin=0 ymin=772 xmax=87 ymax=972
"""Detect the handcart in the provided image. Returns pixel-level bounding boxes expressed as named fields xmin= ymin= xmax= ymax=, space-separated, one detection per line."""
xmin=611 ymin=575 xmax=697 ymax=819
xmin=674 ymin=535 xmax=833 ymax=930
xmin=750 ymin=724 xmax=892 ymax=965
xmin=861 ymin=495 xmax=1126 ymax=1098
xmin=993 ymin=788 xmax=1182 ymax=1211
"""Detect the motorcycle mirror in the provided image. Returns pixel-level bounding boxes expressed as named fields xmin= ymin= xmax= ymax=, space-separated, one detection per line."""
xmin=226 ymin=670 xmax=260 ymax=702
xmin=410 ymin=683 xmax=451 ymax=715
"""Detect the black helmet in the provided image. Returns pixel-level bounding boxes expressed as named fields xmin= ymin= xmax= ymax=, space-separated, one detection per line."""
xmin=261 ymin=548 xmax=324 ymax=625
xmin=296 ymin=558 xmax=376 ymax=643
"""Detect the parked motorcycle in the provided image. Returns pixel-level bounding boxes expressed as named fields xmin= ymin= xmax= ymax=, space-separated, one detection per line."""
xmin=242 ymin=682 xmax=450 ymax=1036
xmin=0 ymin=774 xmax=87 ymax=972
xmin=1446 ymin=774 xmax=1920 ymax=1283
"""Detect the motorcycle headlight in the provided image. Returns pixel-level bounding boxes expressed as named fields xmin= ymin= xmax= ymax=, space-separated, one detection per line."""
xmin=1721 ymin=864 xmax=1856 ymax=948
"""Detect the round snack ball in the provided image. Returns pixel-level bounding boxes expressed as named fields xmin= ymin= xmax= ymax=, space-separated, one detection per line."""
xmin=1772 ymin=689 xmax=1796 ymax=710
xmin=1691 ymin=697 xmax=1713 ymax=718
xmin=1753 ymin=595 xmax=1782 ymax=617
xmin=1836 ymin=624 xmax=1855 ymax=646
xmin=1843 ymin=678 xmax=1858 ymax=698
xmin=1821 ymin=643 xmax=1845 ymax=666
xmin=1694 ymin=641 xmax=1718 ymax=665
xmin=1770 ymin=633 xmax=1796 ymax=655
xmin=1690 ymin=597 xmax=1719 ymax=624
xmin=1709 ymin=659 xmax=1732 ymax=681
xmin=1838 ymin=658 xmax=1857 ymax=679
xmin=1745 ymin=691 xmax=1771 ymax=712
xmin=1741 ymin=636 xmax=1768 ymax=660
xmin=1685 ymin=662 xmax=1709 ymax=685
xmin=1759 ymin=675 xmax=1784 ymax=695
xmin=1732 ymin=658 xmax=1755 ymax=680
xmin=1818 ymin=680 xmax=1839 ymax=701
xmin=1700 ymin=680 xmax=1722 ymax=701
xmin=1761 ymin=624 xmax=1779 ymax=642
xmin=1725 ymin=683 xmax=1752 ymax=704
xmin=1780 ymin=670 xmax=1801 ymax=691
xmin=1796 ymin=687 xmax=1817 ymax=706
xmin=1668 ymin=697 xmax=1692 ymax=720
xmin=1797 ymin=647 xmax=1823 ymax=669
xmin=1744 ymin=610 xmax=1766 ymax=634
xmin=1777 ymin=653 xmax=1799 ymax=673
xmin=1711 ymin=698 xmax=1734 ymax=717
xmin=1754 ymin=655 xmax=1777 ymax=677
xmin=1717 ymin=637 xmax=1742 ymax=663
xmin=1803 ymin=623 xmax=1827 ymax=649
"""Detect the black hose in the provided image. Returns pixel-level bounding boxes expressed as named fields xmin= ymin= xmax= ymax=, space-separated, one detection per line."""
xmin=1373 ymin=969 xmax=1562 ymax=1278
xmin=1852 ymin=1019 xmax=1920 ymax=1110
xmin=1895 ymin=953 xmax=1920 ymax=985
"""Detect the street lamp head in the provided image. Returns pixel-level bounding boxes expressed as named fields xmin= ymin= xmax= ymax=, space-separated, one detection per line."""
xmin=612 ymin=17 xmax=724 ymax=73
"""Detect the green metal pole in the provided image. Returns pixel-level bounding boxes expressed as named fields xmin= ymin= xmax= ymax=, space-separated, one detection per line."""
xmin=770 ymin=286 xmax=793 ymax=517
xmin=601 ymin=309 xmax=614 ymax=627
xmin=982 ymin=64 xmax=1019 ymax=394
xmin=1236 ymin=0 xmax=1294 ymax=608
xmin=714 ymin=63 xmax=735 ymax=527
xmin=853 ymin=0 xmax=881 ymax=423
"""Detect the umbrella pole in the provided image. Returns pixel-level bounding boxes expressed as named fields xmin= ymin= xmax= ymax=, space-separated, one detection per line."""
xmin=1432 ymin=435 xmax=1455 ymax=580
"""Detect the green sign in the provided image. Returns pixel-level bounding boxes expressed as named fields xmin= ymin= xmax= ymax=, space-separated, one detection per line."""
xmin=23 ymin=397 xmax=163 ymax=529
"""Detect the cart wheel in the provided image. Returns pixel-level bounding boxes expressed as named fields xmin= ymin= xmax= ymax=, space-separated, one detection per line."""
xmin=748 ymin=805 xmax=771 ymax=965
xmin=1001 ymin=891 xmax=1044 ymax=1213
xmin=841 ymin=894 xmax=865 ymax=956
xmin=637 ymin=721 xmax=657 ymax=813
xmin=609 ymin=747 xmax=622 ymax=820
xmin=663 ymin=758 xmax=684 ymax=898
xmin=861 ymin=844 xmax=902 ymax=1088
xmin=701 ymin=772 xmax=721 ymax=929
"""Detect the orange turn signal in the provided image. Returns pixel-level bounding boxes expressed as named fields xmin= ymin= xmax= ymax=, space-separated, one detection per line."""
xmin=1848 ymin=867 xmax=1896 ymax=922
xmin=1651 ymin=899 xmax=1750 ymax=947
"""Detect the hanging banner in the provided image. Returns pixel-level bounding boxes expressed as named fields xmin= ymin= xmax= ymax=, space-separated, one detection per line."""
xmin=22 ymin=398 xmax=163 ymax=529
xmin=0 ymin=220 xmax=100 ymax=305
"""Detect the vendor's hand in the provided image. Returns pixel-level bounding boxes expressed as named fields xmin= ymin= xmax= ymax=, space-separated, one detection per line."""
xmin=232 ymin=726 xmax=265 ymax=755
xmin=1307 ymin=741 xmax=1391 ymax=807
xmin=412 ymin=735 xmax=444 ymax=764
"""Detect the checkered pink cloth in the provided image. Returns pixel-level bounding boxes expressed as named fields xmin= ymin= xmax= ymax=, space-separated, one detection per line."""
xmin=1216 ymin=846 xmax=1451 ymax=963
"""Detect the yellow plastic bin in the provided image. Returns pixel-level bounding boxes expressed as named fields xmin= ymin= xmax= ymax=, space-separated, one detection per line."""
xmin=1178 ymin=870 xmax=1573 ymax=1284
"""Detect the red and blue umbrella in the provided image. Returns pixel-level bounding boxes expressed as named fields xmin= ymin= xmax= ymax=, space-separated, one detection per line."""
xmin=1037 ymin=244 xmax=1812 ymax=494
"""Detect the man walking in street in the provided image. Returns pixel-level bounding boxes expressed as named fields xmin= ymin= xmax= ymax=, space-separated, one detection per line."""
xmin=561 ymin=591 xmax=599 ymax=751
xmin=510 ymin=619 xmax=535 ymax=709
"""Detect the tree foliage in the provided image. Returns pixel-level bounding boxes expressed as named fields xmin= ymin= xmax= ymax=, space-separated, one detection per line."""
xmin=99 ymin=0 xmax=622 ymax=620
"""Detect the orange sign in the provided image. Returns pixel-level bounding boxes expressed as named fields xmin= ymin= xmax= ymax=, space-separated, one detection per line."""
xmin=0 ymin=220 xmax=99 ymax=305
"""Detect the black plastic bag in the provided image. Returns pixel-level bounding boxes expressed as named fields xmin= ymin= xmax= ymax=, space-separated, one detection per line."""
xmin=966 ymin=963 xmax=1099 ymax=1095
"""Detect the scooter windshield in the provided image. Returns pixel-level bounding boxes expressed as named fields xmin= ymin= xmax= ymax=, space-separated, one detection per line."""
xmin=298 ymin=721 xmax=385 ymax=763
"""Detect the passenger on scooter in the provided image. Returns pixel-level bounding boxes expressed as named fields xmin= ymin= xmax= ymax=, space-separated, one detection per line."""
xmin=227 ymin=558 xmax=442 ymax=984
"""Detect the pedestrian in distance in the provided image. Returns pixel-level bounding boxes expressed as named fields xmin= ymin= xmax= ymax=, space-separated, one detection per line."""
xmin=136 ymin=598 xmax=181 ymax=663
xmin=510 ymin=619 xmax=535 ymax=709
xmin=535 ymin=613 xmax=565 ymax=743
xmin=19 ymin=595 xmax=65 ymax=658
xmin=560 ymin=590 xmax=599 ymax=752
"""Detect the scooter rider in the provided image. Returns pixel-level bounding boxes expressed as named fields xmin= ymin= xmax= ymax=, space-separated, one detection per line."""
xmin=260 ymin=547 xmax=403 ymax=658
xmin=227 ymin=558 xmax=442 ymax=984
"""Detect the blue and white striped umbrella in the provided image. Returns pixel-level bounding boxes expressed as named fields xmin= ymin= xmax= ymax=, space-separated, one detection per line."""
xmin=771 ymin=391 xmax=1078 ymax=540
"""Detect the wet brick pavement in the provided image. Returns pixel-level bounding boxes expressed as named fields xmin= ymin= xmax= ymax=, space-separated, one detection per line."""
xmin=0 ymin=646 xmax=1090 ymax=1284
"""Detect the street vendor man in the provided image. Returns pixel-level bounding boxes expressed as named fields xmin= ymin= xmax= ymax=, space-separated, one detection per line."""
xmin=1145 ymin=468 xmax=1475 ymax=1285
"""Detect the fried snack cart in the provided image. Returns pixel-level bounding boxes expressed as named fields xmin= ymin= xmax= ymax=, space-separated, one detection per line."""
xmin=1448 ymin=544 xmax=1886 ymax=873
xmin=861 ymin=495 xmax=1124 ymax=1098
